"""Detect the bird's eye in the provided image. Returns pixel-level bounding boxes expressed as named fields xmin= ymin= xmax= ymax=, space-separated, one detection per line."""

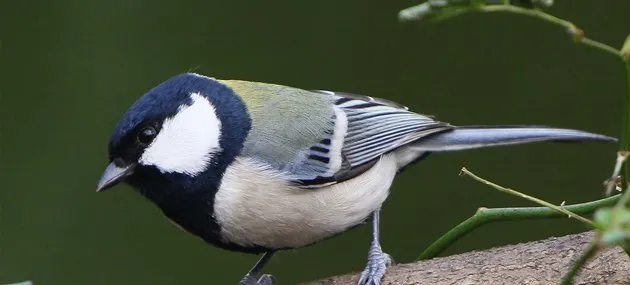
xmin=137 ymin=127 xmax=157 ymax=146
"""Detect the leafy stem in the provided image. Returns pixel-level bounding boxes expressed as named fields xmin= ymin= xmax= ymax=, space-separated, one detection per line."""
xmin=418 ymin=194 xmax=620 ymax=260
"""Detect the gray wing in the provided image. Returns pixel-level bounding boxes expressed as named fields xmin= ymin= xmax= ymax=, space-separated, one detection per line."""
xmin=290 ymin=90 xmax=452 ymax=187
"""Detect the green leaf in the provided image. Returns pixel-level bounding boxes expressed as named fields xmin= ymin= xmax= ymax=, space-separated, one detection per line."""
xmin=594 ymin=207 xmax=613 ymax=228
xmin=601 ymin=228 xmax=626 ymax=245
xmin=595 ymin=207 xmax=630 ymax=246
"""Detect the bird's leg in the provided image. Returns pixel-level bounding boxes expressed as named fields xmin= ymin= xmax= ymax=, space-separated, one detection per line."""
xmin=239 ymin=251 xmax=275 ymax=285
xmin=357 ymin=208 xmax=392 ymax=285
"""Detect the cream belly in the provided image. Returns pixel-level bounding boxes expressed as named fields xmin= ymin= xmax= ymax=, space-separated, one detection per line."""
xmin=213 ymin=154 xmax=399 ymax=249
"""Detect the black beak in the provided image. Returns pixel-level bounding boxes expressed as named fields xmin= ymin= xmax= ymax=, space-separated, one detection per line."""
xmin=96 ymin=162 xmax=135 ymax=192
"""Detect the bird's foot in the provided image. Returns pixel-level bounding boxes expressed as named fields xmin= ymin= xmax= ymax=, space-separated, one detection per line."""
xmin=357 ymin=246 xmax=392 ymax=285
xmin=239 ymin=274 xmax=275 ymax=285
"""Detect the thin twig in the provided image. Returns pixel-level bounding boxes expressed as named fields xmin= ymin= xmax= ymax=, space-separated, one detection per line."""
xmin=460 ymin=167 xmax=596 ymax=227
xmin=606 ymin=151 xmax=630 ymax=196
xmin=399 ymin=3 xmax=623 ymax=60
xmin=417 ymin=194 xmax=620 ymax=260
xmin=477 ymin=5 xmax=622 ymax=58
xmin=578 ymin=38 xmax=623 ymax=59
xmin=480 ymin=5 xmax=573 ymax=28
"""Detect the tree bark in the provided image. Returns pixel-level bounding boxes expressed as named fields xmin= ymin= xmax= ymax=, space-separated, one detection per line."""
xmin=301 ymin=231 xmax=630 ymax=285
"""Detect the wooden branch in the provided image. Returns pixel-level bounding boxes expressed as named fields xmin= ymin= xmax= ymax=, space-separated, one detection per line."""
xmin=301 ymin=232 xmax=630 ymax=285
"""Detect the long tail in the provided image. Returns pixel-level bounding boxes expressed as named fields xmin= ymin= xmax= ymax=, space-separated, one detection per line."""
xmin=411 ymin=125 xmax=616 ymax=152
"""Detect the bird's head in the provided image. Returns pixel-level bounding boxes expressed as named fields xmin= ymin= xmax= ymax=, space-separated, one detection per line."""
xmin=96 ymin=73 xmax=251 ymax=202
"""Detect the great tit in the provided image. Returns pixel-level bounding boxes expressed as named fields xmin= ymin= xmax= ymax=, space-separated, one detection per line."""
xmin=96 ymin=73 xmax=615 ymax=285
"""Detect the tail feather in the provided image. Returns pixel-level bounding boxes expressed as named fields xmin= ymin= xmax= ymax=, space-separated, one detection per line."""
xmin=410 ymin=125 xmax=616 ymax=152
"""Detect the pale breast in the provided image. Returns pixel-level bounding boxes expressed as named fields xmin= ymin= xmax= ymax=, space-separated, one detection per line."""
xmin=213 ymin=154 xmax=399 ymax=250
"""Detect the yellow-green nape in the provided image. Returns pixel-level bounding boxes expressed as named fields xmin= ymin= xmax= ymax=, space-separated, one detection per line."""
xmin=219 ymin=79 xmax=323 ymax=113
xmin=218 ymin=80 xmax=277 ymax=111
xmin=218 ymin=79 xmax=336 ymax=124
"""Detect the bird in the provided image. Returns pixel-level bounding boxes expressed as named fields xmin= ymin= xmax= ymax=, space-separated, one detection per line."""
xmin=96 ymin=73 xmax=615 ymax=285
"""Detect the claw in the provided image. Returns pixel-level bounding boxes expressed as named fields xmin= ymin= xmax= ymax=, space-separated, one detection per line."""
xmin=239 ymin=274 xmax=275 ymax=285
xmin=357 ymin=251 xmax=392 ymax=285
xmin=257 ymin=274 xmax=275 ymax=285
xmin=239 ymin=252 xmax=275 ymax=285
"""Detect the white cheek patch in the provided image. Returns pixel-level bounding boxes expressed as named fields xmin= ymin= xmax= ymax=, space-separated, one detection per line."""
xmin=139 ymin=93 xmax=222 ymax=176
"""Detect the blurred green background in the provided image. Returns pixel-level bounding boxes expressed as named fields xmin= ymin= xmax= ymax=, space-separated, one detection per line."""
xmin=1 ymin=1 xmax=627 ymax=284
